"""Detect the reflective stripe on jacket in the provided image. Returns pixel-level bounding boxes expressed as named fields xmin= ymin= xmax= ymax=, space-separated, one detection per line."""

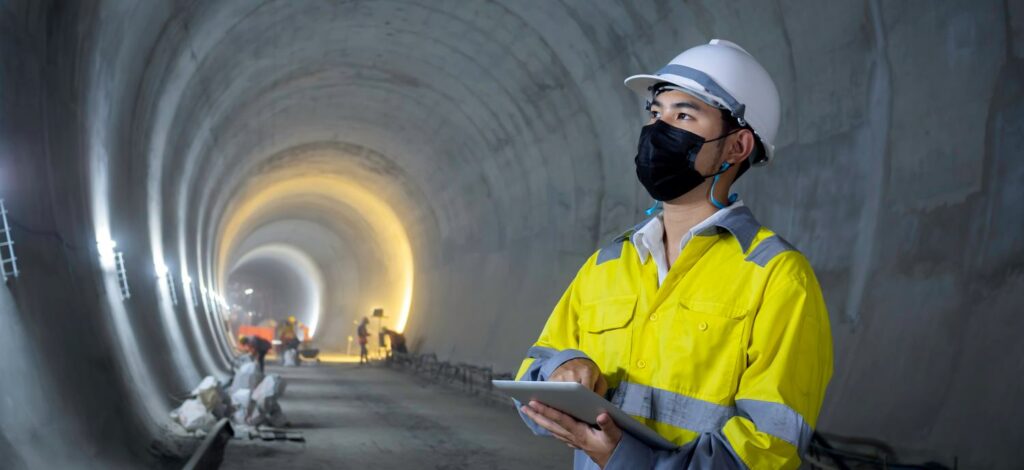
xmin=516 ymin=207 xmax=833 ymax=470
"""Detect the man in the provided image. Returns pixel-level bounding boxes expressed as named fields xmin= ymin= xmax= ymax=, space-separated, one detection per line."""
xmin=515 ymin=39 xmax=833 ymax=469
xmin=357 ymin=317 xmax=370 ymax=364
xmin=279 ymin=315 xmax=301 ymax=351
xmin=239 ymin=334 xmax=272 ymax=373
xmin=381 ymin=326 xmax=408 ymax=354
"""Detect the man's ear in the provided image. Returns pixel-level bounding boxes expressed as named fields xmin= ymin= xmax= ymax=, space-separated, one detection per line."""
xmin=727 ymin=129 xmax=756 ymax=165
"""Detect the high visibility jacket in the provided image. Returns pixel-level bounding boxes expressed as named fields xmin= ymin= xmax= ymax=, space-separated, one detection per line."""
xmin=516 ymin=207 xmax=833 ymax=470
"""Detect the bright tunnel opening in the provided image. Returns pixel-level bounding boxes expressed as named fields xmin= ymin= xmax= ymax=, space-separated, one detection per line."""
xmin=216 ymin=174 xmax=415 ymax=351
xmin=229 ymin=243 xmax=324 ymax=337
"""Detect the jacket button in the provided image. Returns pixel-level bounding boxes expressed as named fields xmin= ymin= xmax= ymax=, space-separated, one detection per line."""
xmin=636 ymin=360 xmax=647 ymax=369
xmin=698 ymin=321 xmax=708 ymax=331
xmin=649 ymin=313 xmax=658 ymax=321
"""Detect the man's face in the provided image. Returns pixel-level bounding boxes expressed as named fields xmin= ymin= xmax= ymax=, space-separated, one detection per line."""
xmin=647 ymin=89 xmax=729 ymax=174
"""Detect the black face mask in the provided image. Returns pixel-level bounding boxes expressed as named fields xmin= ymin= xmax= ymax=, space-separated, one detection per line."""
xmin=634 ymin=120 xmax=734 ymax=202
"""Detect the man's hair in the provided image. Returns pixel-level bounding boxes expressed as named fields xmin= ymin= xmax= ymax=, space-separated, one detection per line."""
xmin=239 ymin=336 xmax=250 ymax=345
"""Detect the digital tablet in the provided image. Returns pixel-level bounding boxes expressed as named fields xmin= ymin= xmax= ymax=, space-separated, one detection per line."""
xmin=492 ymin=380 xmax=677 ymax=450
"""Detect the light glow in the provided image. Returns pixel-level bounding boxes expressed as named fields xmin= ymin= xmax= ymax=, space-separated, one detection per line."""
xmin=217 ymin=175 xmax=414 ymax=332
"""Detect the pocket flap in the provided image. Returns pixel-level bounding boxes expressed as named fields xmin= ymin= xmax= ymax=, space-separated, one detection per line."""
xmin=678 ymin=299 xmax=751 ymax=320
xmin=581 ymin=295 xmax=637 ymax=333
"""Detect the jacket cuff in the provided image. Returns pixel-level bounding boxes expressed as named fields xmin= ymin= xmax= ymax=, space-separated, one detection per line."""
xmin=604 ymin=431 xmax=654 ymax=469
xmin=539 ymin=348 xmax=591 ymax=380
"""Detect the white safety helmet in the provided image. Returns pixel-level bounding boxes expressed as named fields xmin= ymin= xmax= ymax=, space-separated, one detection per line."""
xmin=624 ymin=39 xmax=781 ymax=165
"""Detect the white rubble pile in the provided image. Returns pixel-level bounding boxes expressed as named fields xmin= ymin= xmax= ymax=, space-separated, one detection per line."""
xmin=192 ymin=375 xmax=229 ymax=418
xmin=248 ymin=374 xmax=288 ymax=427
xmin=170 ymin=398 xmax=217 ymax=432
xmin=171 ymin=360 xmax=290 ymax=433
xmin=230 ymin=387 xmax=252 ymax=424
xmin=282 ymin=349 xmax=299 ymax=367
xmin=228 ymin=361 xmax=263 ymax=394
xmin=169 ymin=375 xmax=226 ymax=433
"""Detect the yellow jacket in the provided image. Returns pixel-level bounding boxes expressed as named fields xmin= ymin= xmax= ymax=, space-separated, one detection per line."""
xmin=516 ymin=207 xmax=833 ymax=469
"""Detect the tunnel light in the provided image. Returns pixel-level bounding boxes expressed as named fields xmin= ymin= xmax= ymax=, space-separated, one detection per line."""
xmin=244 ymin=288 xmax=253 ymax=295
xmin=96 ymin=238 xmax=117 ymax=256
xmin=0 ymin=199 xmax=20 ymax=282
xmin=155 ymin=263 xmax=168 ymax=278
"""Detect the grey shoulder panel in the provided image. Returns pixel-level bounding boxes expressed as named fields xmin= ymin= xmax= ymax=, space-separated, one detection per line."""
xmin=715 ymin=206 xmax=761 ymax=253
xmin=596 ymin=216 xmax=652 ymax=266
xmin=596 ymin=241 xmax=624 ymax=265
xmin=744 ymin=235 xmax=797 ymax=267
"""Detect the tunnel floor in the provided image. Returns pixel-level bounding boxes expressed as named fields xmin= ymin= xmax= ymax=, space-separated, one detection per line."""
xmin=219 ymin=362 xmax=569 ymax=469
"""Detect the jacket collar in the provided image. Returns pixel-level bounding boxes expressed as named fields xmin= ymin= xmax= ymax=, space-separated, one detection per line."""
xmin=693 ymin=205 xmax=761 ymax=253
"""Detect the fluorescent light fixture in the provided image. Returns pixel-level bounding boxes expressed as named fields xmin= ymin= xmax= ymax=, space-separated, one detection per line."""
xmin=244 ymin=288 xmax=254 ymax=295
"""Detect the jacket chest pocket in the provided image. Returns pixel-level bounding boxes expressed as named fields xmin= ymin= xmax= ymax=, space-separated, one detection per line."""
xmin=667 ymin=300 xmax=749 ymax=401
xmin=579 ymin=295 xmax=637 ymax=375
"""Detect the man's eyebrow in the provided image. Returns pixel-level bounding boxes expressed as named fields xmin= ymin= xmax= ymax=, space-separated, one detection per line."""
xmin=650 ymin=99 xmax=704 ymax=113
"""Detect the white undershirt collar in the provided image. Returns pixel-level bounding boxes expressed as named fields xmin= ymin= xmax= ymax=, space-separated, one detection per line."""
xmin=630 ymin=200 xmax=746 ymax=285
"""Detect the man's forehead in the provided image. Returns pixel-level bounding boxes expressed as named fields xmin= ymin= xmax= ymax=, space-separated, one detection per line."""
xmin=651 ymin=89 xmax=714 ymax=111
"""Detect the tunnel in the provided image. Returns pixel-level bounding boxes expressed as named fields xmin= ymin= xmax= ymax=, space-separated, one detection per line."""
xmin=1 ymin=1 xmax=1022 ymax=469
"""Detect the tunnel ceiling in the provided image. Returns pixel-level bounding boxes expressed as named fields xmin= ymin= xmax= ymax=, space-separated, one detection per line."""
xmin=129 ymin=0 xmax=610 ymax=344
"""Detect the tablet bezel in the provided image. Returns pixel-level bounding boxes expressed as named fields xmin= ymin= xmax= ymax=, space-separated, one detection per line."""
xmin=492 ymin=380 xmax=678 ymax=450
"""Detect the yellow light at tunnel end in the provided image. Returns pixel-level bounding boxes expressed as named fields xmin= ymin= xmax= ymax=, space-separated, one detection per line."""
xmin=216 ymin=174 xmax=414 ymax=336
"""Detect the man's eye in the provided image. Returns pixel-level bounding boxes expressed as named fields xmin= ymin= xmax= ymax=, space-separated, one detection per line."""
xmin=677 ymin=113 xmax=692 ymax=120
xmin=649 ymin=110 xmax=661 ymax=119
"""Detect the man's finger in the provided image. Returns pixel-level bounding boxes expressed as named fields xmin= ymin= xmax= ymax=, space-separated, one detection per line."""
xmin=521 ymin=406 xmax=574 ymax=441
xmin=530 ymin=404 xmax=594 ymax=448
xmin=595 ymin=412 xmax=623 ymax=441
xmin=578 ymin=368 xmax=594 ymax=389
xmin=530 ymin=401 xmax=585 ymax=432
xmin=596 ymin=413 xmax=617 ymax=431
xmin=594 ymin=374 xmax=608 ymax=398
xmin=549 ymin=369 xmax=576 ymax=383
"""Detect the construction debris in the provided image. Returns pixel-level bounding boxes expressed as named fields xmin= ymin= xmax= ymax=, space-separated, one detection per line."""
xmin=171 ymin=362 xmax=289 ymax=436
xmin=282 ymin=349 xmax=299 ymax=367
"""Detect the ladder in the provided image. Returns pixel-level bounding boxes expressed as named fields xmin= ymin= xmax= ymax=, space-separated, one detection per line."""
xmin=115 ymin=251 xmax=130 ymax=299
xmin=0 ymin=199 xmax=20 ymax=282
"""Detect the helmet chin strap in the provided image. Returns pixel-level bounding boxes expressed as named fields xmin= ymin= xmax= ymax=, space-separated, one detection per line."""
xmin=708 ymin=162 xmax=739 ymax=209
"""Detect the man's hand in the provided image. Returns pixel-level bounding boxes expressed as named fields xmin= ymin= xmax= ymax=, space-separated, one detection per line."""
xmin=521 ymin=401 xmax=622 ymax=468
xmin=549 ymin=358 xmax=608 ymax=397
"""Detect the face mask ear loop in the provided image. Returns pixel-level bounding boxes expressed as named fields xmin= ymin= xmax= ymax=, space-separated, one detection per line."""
xmin=709 ymin=162 xmax=739 ymax=209
xmin=645 ymin=200 xmax=663 ymax=216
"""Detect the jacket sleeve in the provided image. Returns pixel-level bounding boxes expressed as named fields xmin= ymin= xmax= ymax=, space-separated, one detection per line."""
xmin=513 ymin=259 xmax=594 ymax=435
xmin=604 ymin=259 xmax=834 ymax=470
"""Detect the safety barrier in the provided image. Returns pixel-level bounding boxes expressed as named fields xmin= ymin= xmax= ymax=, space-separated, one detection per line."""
xmin=386 ymin=352 xmax=514 ymax=404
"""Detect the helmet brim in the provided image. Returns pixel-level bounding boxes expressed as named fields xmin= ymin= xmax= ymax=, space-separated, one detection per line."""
xmin=625 ymin=74 xmax=727 ymax=110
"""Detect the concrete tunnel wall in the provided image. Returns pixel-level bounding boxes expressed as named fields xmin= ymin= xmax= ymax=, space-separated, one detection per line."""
xmin=0 ymin=0 xmax=1022 ymax=468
